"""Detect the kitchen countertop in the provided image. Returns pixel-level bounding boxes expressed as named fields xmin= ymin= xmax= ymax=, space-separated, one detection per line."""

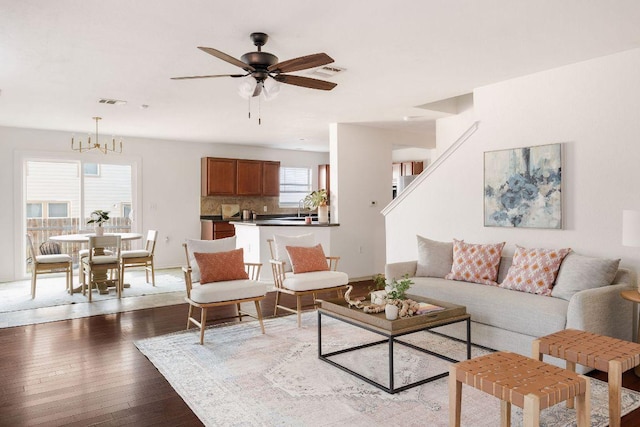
xmin=231 ymin=219 xmax=339 ymax=227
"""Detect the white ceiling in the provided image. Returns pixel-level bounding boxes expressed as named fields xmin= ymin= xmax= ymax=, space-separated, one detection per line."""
xmin=2 ymin=1 xmax=640 ymax=152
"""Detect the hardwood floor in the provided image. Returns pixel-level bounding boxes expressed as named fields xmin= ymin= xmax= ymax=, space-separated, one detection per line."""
xmin=1 ymin=283 xmax=640 ymax=426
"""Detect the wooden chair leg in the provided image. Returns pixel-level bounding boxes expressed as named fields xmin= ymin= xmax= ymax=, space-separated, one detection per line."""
xmin=522 ymin=394 xmax=539 ymax=427
xmin=199 ymin=307 xmax=207 ymax=345
xmin=609 ymin=360 xmax=622 ymax=427
xmin=273 ymin=291 xmax=281 ymax=316
xmin=187 ymin=305 xmax=193 ymax=329
xmin=577 ymin=374 xmax=591 ymax=427
xmin=500 ymin=401 xmax=511 ymax=427
xmin=31 ymin=270 xmax=36 ymax=299
xmin=255 ymin=300 xmax=265 ymax=334
xmin=296 ymin=295 xmax=303 ymax=327
xmin=237 ymin=303 xmax=243 ymax=321
xmin=150 ymin=262 xmax=155 ymax=286
xmin=449 ymin=365 xmax=462 ymax=427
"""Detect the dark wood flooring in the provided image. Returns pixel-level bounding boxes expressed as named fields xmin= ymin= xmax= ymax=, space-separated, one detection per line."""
xmin=1 ymin=282 xmax=640 ymax=426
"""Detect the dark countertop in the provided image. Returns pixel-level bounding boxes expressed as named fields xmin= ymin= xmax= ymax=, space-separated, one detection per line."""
xmin=230 ymin=219 xmax=339 ymax=227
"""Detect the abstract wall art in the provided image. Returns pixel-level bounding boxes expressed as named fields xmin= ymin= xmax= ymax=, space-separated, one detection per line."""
xmin=484 ymin=143 xmax=562 ymax=229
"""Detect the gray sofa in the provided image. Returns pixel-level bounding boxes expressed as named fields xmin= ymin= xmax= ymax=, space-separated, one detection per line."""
xmin=385 ymin=246 xmax=636 ymax=370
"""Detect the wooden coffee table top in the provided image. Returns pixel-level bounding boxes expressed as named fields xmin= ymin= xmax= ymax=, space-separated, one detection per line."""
xmin=319 ymin=294 xmax=469 ymax=335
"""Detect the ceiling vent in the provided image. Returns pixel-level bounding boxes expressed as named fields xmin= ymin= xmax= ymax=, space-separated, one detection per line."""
xmin=309 ymin=65 xmax=345 ymax=78
xmin=97 ymin=98 xmax=127 ymax=105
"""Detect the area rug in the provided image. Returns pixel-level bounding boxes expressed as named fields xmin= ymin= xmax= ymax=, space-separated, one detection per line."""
xmin=0 ymin=268 xmax=186 ymax=312
xmin=135 ymin=312 xmax=640 ymax=426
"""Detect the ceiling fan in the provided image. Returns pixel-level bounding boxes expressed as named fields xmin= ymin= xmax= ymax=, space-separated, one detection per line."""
xmin=171 ymin=32 xmax=338 ymax=98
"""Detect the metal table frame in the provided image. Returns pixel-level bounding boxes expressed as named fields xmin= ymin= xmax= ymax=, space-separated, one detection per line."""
xmin=318 ymin=310 xmax=471 ymax=394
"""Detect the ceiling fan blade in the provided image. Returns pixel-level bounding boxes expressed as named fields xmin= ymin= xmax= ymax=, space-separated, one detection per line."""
xmin=252 ymin=82 xmax=263 ymax=97
xmin=273 ymin=74 xmax=337 ymax=91
xmin=171 ymin=74 xmax=246 ymax=80
xmin=268 ymin=53 xmax=334 ymax=73
xmin=198 ymin=46 xmax=255 ymax=72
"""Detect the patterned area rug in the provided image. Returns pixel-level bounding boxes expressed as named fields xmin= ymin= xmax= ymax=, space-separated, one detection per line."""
xmin=135 ymin=312 xmax=640 ymax=426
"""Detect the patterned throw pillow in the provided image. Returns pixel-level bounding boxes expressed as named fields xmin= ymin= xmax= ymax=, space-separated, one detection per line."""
xmin=194 ymin=248 xmax=249 ymax=284
xmin=286 ymin=244 xmax=330 ymax=274
xmin=500 ymin=246 xmax=571 ymax=295
xmin=273 ymin=234 xmax=315 ymax=272
xmin=445 ymin=239 xmax=505 ymax=286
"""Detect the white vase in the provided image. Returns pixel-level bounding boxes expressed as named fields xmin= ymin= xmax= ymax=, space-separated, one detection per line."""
xmin=370 ymin=290 xmax=387 ymax=305
xmin=318 ymin=204 xmax=329 ymax=224
xmin=95 ymin=226 xmax=104 ymax=236
xmin=385 ymin=303 xmax=399 ymax=320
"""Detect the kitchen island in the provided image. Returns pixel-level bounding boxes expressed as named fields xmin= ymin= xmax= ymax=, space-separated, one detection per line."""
xmin=232 ymin=219 xmax=339 ymax=281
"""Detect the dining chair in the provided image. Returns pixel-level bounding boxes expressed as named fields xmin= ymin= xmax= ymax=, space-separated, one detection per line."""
xmin=81 ymin=235 xmax=122 ymax=302
xmin=120 ymin=229 xmax=158 ymax=286
xmin=268 ymin=237 xmax=348 ymax=327
xmin=26 ymin=234 xmax=73 ymax=298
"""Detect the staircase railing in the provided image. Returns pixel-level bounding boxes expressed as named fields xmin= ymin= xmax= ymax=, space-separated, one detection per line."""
xmin=382 ymin=120 xmax=480 ymax=216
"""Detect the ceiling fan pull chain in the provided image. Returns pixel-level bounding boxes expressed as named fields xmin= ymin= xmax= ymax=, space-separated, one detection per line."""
xmin=258 ymin=96 xmax=262 ymax=125
xmin=248 ymin=97 xmax=251 ymax=120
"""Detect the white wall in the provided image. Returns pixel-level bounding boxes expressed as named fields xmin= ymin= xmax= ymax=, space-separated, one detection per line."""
xmin=330 ymin=123 xmax=428 ymax=279
xmin=386 ymin=48 xmax=640 ymax=274
xmin=0 ymin=125 xmax=328 ymax=281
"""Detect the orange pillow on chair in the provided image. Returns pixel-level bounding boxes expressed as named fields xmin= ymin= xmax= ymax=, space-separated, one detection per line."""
xmin=286 ymin=244 xmax=330 ymax=274
xmin=194 ymin=248 xmax=249 ymax=284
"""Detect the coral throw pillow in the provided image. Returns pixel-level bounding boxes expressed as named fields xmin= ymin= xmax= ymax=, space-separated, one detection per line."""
xmin=445 ymin=239 xmax=505 ymax=286
xmin=286 ymin=244 xmax=330 ymax=274
xmin=500 ymin=246 xmax=571 ymax=295
xmin=194 ymin=248 xmax=249 ymax=284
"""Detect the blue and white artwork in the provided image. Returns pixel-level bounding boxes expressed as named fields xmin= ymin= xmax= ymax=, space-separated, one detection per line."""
xmin=484 ymin=143 xmax=562 ymax=229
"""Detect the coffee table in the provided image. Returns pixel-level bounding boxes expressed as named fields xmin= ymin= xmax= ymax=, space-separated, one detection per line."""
xmin=318 ymin=295 xmax=471 ymax=394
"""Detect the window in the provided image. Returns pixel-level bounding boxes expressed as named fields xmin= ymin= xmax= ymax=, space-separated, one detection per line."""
xmin=26 ymin=201 xmax=69 ymax=218
xmin=279 ymin=167 xmax=312 ymax=207
xmin=83 ymin=163 xmax=99 ymax=176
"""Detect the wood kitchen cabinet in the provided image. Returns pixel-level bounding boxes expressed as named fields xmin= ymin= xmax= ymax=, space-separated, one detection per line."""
xmin=401 ymin=161 xmax=423 ymax=176
xmin=214 ymin=221 xmax=235 ymax=239
xmin=201 ymin=158 xmax=237 ymax=196
xmin=237 ymin=160 xmax=263 ymax=196
xmin=202 ymin=158 xmax=280 ymax=197
xmin=262 ymin=161 xmax=280 ymax=196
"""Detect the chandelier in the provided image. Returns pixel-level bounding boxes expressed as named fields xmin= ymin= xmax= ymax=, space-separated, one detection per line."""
xmin=71 ymin=117 xmax=123 ymax=154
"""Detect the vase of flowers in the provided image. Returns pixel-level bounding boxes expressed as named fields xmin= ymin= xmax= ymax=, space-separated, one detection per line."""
xmin=384 ymin=275 xmax=413 ymax=320
xmin=87 ymin=210 xmax=110 ymax=236
xmin=303 ymin=189 xmax=329 ymax=224
xmin=370 ymin=274 xmax=388 ymax=305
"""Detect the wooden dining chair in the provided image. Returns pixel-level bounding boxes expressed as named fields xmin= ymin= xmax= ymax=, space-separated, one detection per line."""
xmin=26 ymin=234 xmax=73 ymax=298
xmin=120 ymin=229 xmax=158 ymax=286
xmin=81 ymin=235 xmax=122 ymax=302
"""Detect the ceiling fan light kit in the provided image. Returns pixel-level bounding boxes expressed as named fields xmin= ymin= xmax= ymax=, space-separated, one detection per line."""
xmin=172 ymin=32 xmax=337 ymax=124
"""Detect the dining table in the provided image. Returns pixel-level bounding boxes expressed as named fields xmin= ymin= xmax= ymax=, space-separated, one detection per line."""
xmin=50 ymin=232 xmax=143 ymax=294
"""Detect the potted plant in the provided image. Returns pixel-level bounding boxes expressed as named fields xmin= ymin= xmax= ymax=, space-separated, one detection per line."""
xmin=87 ymin=210 xmax=110 ymax=236
xmin=303 ymin=189 xmax=329 ymax=223
xmin=384 ymin=274 xmax=413 ymax=320
xmin=370 ymin=274 xmax=388 ymax=305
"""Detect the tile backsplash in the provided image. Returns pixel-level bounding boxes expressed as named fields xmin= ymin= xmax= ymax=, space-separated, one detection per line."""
xmin=201 ymin=196 xmax=298 ymax=216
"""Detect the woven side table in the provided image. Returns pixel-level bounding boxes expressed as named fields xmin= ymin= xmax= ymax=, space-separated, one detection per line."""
xmin=533 ymin=328 xmax=640 ymax=427
xmin=450 ymin=351 xmax=590 ymax=427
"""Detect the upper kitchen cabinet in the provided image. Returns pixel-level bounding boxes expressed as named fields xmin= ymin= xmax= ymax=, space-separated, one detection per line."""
xmin=201 ymin=157 xmax=237 ymax=196
xmin=237 ymin=160 xmax=263 ymax=196
xmin=202 ymin=157 xmax=280 ymax=197
xmin=262 ymin=161 xmax=281 ymax=196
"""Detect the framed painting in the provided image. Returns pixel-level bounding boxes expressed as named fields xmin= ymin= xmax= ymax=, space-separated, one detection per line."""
xmin=484 ymin=143 xmax=562 ymax=229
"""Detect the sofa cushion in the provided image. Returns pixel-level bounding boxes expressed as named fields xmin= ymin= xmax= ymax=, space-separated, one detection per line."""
xmin=273 ymin=233 xmax=315 ymax=273
xmin=408 ymin=277 xmax=569 ymax=338
xmin=286 ymin=244 xmax=330 ymax=274
xmin=194 ymin=248 xmax=248 ymax=284
xmin=416 ymin=235 xmax=453 ymax=278
xmin=445 ymin=239 xmax=505 ymax=286
xmin=283 ymin=270 xmax=348 ymax=292
xmin=186 ymin=236 xmax=236 ymax=283
xmin=551 ymin=253 xmax=621 ymax=301
xmin=500 ymin=246 xmax=571 ymax=296
xmin=189 ymin=279 xmax=265 ymax=304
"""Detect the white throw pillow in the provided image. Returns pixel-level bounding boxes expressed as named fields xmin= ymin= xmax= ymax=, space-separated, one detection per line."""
xmin=273 ymin=233 xmax=315 ymax=273
xmin=185 ymin=236 xmax=237 ymax=283
xmin=415 ymin=235 xmax=453 ymax=278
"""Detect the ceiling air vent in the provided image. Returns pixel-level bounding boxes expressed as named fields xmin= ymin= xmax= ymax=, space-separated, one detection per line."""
xmin=97 ymin=98 xmax=127 ymax=105
xmin=309 ymin=65 xmax=345 ymax=78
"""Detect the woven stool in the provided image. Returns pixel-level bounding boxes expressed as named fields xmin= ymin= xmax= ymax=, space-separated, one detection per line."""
xmin=533 ymin=328 xmax=640 ymax=427
xmin=449 ymin=351 xmax=590 ymax=427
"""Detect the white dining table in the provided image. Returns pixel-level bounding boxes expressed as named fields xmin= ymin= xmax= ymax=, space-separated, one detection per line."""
xmin=50 ymin=232 xmax=143 ymax=294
